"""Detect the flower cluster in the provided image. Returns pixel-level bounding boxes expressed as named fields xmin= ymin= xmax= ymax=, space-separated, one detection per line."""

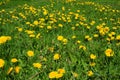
xmin=49 ymin=68 xmax=65 ymax=79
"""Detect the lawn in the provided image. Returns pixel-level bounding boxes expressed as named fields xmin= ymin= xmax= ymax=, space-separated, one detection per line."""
xmin=0 ymin=0 xmax=120 ymax=80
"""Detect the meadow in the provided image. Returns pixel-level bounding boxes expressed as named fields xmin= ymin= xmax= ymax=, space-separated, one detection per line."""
xmin=0 ymin=0 xmax=120 ymax=80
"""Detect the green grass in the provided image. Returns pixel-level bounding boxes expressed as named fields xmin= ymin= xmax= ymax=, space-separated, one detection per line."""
xmin=0 ymin=0 xmax=120 ymax=80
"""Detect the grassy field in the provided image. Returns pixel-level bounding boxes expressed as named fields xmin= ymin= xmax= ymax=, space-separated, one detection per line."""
xmin=0 ymin=0 xmax=120 ymax=80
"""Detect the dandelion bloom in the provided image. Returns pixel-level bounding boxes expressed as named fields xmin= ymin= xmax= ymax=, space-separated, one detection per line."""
xmin=76 ymin=40 xmax=81 ymax=44
xmin=62 ymin=38 xmax=68 ymax=44
xmin=7 ymin=67 xmax=13 ymax=74
xmin=33 ymin=63 xmax=42 ymax=69
xmin=0 ymin=36 xmax=11 ymax=44
xmin=15 ymin=66 xmax=21 ymax=73
xmin=72 ymin=36 xmax=76 ymax=39
xmin=49 ymin=71 xmax=58 ymax=79
xmin=116 ymin=35 xmax=120 ymax=40
xmin=36 ymin=33 xmax=41 ymax=39
xmin=105 ymin=49 xmax=114 ymax=57
xmin=0 ymin=59 xmax=5 ymax=68
xmin=94 ymin=34 xmax=99 ymax=38
xmin=11 ymin=58 xmax=18 ymax=63
xmin=25 ymin=30 xmax=34 ymax=35
xmin=58 ymin=24 xmax=63 ymax=27
xmin=54 ymin=53 xmax=61 ymax=60
xmin=47 ymin=26 xmax=52 ymax=29
xmin=79 ymin=45 xmax=86 ymax=51
xmin=90 ymin=54 xmax=96 ymax=59
xmin=49 ymin=69 xmax=65 ymax=79
xmin=87 ymin=70 xmax=93 ymax=76
xmin=43 ymin=10 xmax=48 ymax=15
xmin=27 ymin=50 xmax=34 ymax=57
xmin=85 ymin=35 xmax=90 ymax=39
xmin=33 ymin=20 xmax=39 ymax=25
xmin=90 ymin=62 xmax=96 ymax=66
xmin=56 ymin=73 xmax=63 ymax=79
xmin=18 ymin=28 xmax=23 ymax=32
xmin=29 ymin=34 xmax=35 ymax=38
xmin=57 ymin=36 xmax=64 ymax=41
xmin=57 ymin=68 xmax=65 ymax=74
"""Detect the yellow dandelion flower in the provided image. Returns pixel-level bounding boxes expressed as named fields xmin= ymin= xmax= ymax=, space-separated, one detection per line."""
xmin=43 ymin=10 xmax=48 ymax=15
xmin=25 ymin=30 xmax=34 ymax=35
xmin=58 ymin=24 xmax=63 ymax=27
xmin=88 ymin=37 xmax=92 ymax=41
xmin=57 ymin=36 xmax=64 ymax=41
xmin=90 ymin=21 xmax=95 ymax=25
xmin=104 ymin=27 xmax=110 ymax=33
xmin=105 ymin=49 xmax=114 ymax=57
xmin=77 ymin=10 xmax=80 ymax=12
xmin=71 ymin=27 xmax=75 ymax=30
xmin=62 ymin=38 xmax=68 ymax=44
xmin=56 ymin=73 xmax=63 ymax=78
xmin=62 ymin=6 xmax=65 ymax=11
xmin=57 ymin=68 xmax=65 ymax=74
xmin=85 ymin=35 xmax=90 ymax=39
xmin=76 ymin=40 xmax=81 ymax=44
xmin=29 ymin=34 xmax=35 ymax=38
xmin=0 ymin=36 xmax=11 ymax=44
xmin=33 ymin=20 xmax=39 ymax=25
xmin=72 ymin=36 xmax=76 ymax=39
xmin=0 ymin=59 xmax=5 ymax=68
xmin=49 ymin=71 xmax=58 ymax=79
xmin=36 ymin=33 xmax=41 ymax=39
xmin=54 ymin=53 xmax=61 ymax=60
xmin=90 ymin=62 xmax=96 ymax=66
xmin=87 ymin=70 xmax=93 ymax=76
xmin=7 ymin=67 xmax=13 ymax=74
xmin=27 ymin=50 xmax=34 ymax=57
xmin=75 ymin=23 xmax=79 ymax=26
xmin=106 ymin=38 xmax=111 ymax=42
xmin=17 ymin=28 xmax=23 ymax=32
xmin=111 ymin=36 xmax=115 ymax=40
xmin=26 ymin=22 xmax=30 ymax=25
xmin=15 ymin=66 xmax=21 ymax=73
xmin=79 ymin=45 xmax=86 ymax=51
xmin=90 ymin=54 xmax=96 ymax=59
xmin=94 ymin=34 xmax=99 ymax=38
xmin=11 ymin=58 xmax=18 ymax=63
xmin=47 ymin=26 xmax=52 ymax=29
xmin=116 ymin=35 xmax=120 ymax=40
xmin=111 ymin=32 xmax=116 ymax=35
xmin=33 ymin=63 xmax=42 ymax=69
